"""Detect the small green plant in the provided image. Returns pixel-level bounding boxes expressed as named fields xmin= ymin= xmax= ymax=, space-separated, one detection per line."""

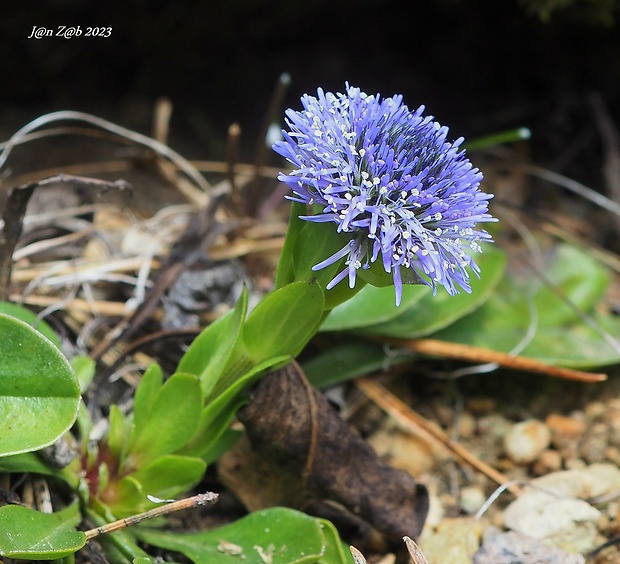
xmin=14 ymin=85 xmax=610 ymax=562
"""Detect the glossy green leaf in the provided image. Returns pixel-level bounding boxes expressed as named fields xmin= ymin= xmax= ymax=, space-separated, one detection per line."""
xmin=177 ymin=290 xmax=248 ymax=398
xmin=516 ymin=312 xmax=620 ymax=368
xmin=0 ymin=504 xmax=85 ymax=559
xmin=362 ymin=245 xmax=506 ymax=338
xmin=317 ymin=518 xmax=354 ymax=563
xmin=0 ymin=301 xmax=60 ymax=348
xmin=243 ymin=281 xmax=324 ymax=362
xmin=109 ymin=455 xmax=206 ymax=516
xmin=132 ymin=507 xmax=336 ymax=563
xmin=434 ymin=243 xmax=620 ymax=368
xmin=124 ymin=372 xmax=201 ymax=468
xmin=0 ymin=313 xmax=79 ymax=456
xmin=130 ymin=455 xmax=206 ymax=501
xmin=320 ymin=283 xmax=428 ymax=332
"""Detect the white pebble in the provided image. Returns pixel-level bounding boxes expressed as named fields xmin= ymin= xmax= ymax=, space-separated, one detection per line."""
xmin=504 ymin=419 xmax=551 ymax=465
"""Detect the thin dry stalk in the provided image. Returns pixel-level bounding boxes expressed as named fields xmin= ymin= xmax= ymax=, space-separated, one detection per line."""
xmin=381 ymin=338 xmax=607 ymax=383
xmin=355 ymin=377 xmax=523 ymax=496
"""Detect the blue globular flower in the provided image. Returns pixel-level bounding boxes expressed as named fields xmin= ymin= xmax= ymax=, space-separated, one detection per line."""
xmin=273 ymin=84 xmax=497 ymax=305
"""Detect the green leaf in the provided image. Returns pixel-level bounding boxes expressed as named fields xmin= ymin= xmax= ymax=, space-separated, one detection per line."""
xmin=320 ymin=283 xmax=429 ymax=332
xmin=362 ymin=245 xmax=506 ymax=338
xmin=303 ymin=340 xmax=411 ymax=389
xmin=463 ymin=127 xmax=531 ymax=151
xmin=132 ymin=507 xmax=337 ymax=563
xmin=0 ymin=452 xmax=59 ymax=475
xmin=0 ymin=313 xmax=79 ymax=456
xmin=130 ymin=455 xmax=206 ymax=501
xmin=180 ymin=356 xmax=289 ymax=458
xmin=71 ymin=355 xmax=96 ymax=394
xmin=126 ymin=363 xmax=163 ymax=459
xmin=177 ymin=394 xmax=247 ymax=459
xmin=108 ymin=404 xmax=128 ymax=460
xmin=200 ymin=426 xmax=243 ymax=465
xmin=0 ymin=504 xmax=85 ymax=559
xmin=275 ymin=201 xmax=307 ymax=289
xmin=124 ymin=372 xmax=202 ymax=469
xmin=243 ymin=281 xmax=325 ymax=362
xmin=0 ymin=452 xmax=80 ymax=489
xmin=532 ymin=244 xmax=609 ymax=327
xmin=434 ymin=243 xmax=620 ymax=368
xmin=317 ymin=518 xmax=354 ymax=563
xmin=277 ymin=203 xmax=367 ymax=309
xmin=0 ymin=301 xmax=61 ymax=348
xmin=177 ymin=289 xmax=248 ymax=398
xmin=292 ymin=219 xmax=350 ymax=288
xmin=109 ymin=455 xmax=206 ymax=516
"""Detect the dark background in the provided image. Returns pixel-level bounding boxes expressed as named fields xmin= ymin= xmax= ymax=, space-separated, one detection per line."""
xmin=2 ymin=0 xmax=620 ymax=182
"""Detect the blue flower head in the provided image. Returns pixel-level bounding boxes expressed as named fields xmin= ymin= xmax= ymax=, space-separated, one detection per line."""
xmin=273 ymin=84 xmax=497 ymax=305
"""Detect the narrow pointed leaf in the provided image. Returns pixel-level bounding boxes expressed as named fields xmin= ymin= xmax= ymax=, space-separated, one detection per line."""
xmin=177 ymin=289 xmax=248 ymax=398
xmin=126 ymin=373 xmax=201 ymax=467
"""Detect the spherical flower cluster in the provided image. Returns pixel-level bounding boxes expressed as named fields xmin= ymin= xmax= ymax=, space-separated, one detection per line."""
xmin=273 ymin=84 xmax=497 ymax=305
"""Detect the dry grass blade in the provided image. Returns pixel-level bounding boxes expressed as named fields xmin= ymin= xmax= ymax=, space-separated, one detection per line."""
xmin=404 ymin=536 xmax=430 ymax=564
xmin=356 ymin=377 xmax=523 ymax=496
xmin=84 ymin=492 xmax=218 ymax=540
xmin=0 ymin=110 xmax=214 ymax=205
xmin=349 ymin=545 xmax=367 ymax=564
xmin=502 ymin=162 xmax=620 ymax=218
xmin=0 ymin=183 xmax=36 ymax=300
xmin=382 ymin=338 xmax=607 ymax=383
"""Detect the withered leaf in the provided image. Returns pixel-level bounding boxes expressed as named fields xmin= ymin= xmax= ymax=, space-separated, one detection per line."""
xmin=223 ymin=361 xmax=429 ymax=546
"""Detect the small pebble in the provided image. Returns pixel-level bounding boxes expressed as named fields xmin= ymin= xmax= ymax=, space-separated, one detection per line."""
xmin=605 ymin=446 xmax=620 ymax=466
xmin=606 ymin=410 xmax=620 ymax=447
xmin=579 ymin=422 xmax=609 ymax=463
xmin=459 ymin=485 xmax=487 ymax=515
xmin=473 ymin=531 xmax=586 ymax=564
xmin=478 ymin=414 xmax=512 ymax=440
xmin=457 ymin=411 xmax=476 ymax=439
xmin=466 ymin=397 xmax=496 ymax=415
xmin=503 ymin=419 xmax=551 ymax=465
xmin=544 ymin=413 xmax=585 ymax=460
xmin=565 ymin=458 xmax=587 ymax=470
xmin=546 ymin=413 xmax=586 ymax=438
xmin=418 ymin=517 xmax=483 ymax=564
xmin=532 ymin=448 xmax=563 ymax=475
xmin=584 ymin=401 xmax=605 ymax=420
xmin=434 ymin=403 xmax=454 ymax=427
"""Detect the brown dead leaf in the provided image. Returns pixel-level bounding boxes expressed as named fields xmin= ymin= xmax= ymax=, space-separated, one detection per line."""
xmin=223 ymin=361 xmax=429 ymax=546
